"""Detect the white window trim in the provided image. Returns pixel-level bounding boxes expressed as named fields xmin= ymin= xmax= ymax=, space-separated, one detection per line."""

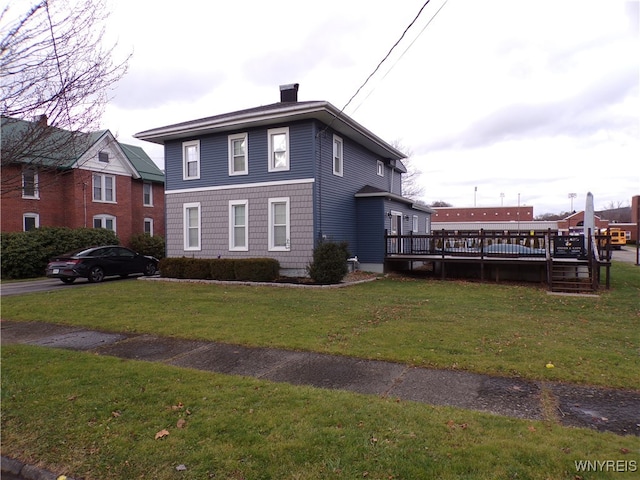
xmin=183 ymin=140 xmax=201 ymax=180
xmin=333 ymin=134 xmax=343 ymax=177
xmin=23 ymin=212 xmax=40 ymax=231
xmin=229 ymin=200 xmax=248 ymax=251
xmin=183 ymin=202 xmax=201 ymax=251
xmin=92 ymin=173 xmax=116 ymax=203
xmin=268 ymin=197 xmax=290 ymax=252
xmin=93 ymin=214 xmax=117 ymax=232
xmin=267 ymin=127 xmax=290 ymax=172
xmin=22 ymin=169 xmax=39 ymax=199
xmin=144 ymin=217 xmax=154 ymax=236
xmin=377 ymin=160 xmax=384 ymax=177
xmin=412 ymin=215 xmax=419 ymax=233
xmin=228 ymin=133 xmax=248 ymax=176
xmin=143 ymin=182 xmax=153 ymax=206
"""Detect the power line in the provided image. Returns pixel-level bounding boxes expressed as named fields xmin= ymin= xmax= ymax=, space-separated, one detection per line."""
xmin=351 ymin=0 xmax=449 ymax=114
xmin=340 ymin=0 xmax=433 ymax=115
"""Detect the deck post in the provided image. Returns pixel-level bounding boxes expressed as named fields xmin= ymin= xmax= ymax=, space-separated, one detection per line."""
xmin=480 ymin=228 xmax=485 ymax=281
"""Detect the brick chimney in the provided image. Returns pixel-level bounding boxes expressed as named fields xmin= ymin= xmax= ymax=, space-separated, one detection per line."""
xmin=280 ymin=83 xmax=299 ymax=102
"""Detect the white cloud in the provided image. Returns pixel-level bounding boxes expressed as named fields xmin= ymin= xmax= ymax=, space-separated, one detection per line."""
xmin=100 ymin=0 xmax=639 ymax=215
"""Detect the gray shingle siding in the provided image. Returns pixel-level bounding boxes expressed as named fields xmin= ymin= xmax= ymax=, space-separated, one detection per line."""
xmin=165 ymin=182 xmax=314 ymax=273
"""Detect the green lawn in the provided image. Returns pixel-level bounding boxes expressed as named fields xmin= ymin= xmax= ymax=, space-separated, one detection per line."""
xmin=2 ymin=345 xmax=639 ymax=480
xmin=2 ymin=261 xmax=639 ymax=388
xmin=2 ymin=262 xmax=639 ymax=479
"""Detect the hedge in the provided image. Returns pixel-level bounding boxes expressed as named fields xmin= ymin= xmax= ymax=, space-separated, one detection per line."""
xmin=1 ymin=227 xmax=120 ymax=279
xmin=159 ymin=257 xmax=280 ymax=282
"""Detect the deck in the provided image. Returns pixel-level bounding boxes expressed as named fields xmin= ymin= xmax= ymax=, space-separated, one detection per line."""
xmin=384 ymin=229 xmax=612 ymax=292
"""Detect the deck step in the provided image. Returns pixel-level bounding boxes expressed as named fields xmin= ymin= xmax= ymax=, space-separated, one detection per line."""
xmin=550 ymin=263 xmax=595 ymax=293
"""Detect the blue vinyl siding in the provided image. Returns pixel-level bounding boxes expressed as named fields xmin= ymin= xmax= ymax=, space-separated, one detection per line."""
xmin=355 ymin=197 xmax=386 ymax=264
xmin=313 ymin=121 xmax=395 ymax=255
xmin=165 ymin=121 xmax=316 ymax=191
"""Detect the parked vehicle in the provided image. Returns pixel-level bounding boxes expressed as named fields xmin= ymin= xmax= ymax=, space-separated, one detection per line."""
xmin=46 ymin=246 xmax=158 ymax=284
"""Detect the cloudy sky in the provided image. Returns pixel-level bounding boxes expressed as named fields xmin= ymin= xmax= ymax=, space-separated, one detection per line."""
xmin=101 ymin=0 xmax=639 ymax=216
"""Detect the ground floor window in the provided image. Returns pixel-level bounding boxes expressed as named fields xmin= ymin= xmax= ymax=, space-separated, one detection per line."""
xmin=144 ymin=218 xmax=154 ymax=236
xmin=229 ymin=200 xmax=248 ymax=251
xmin=268 ymin=197 xmax=290 ymax=251
xmin=184 ymin=202 xmax=201 ymax=250
xmin=93 ymin=214 xmax=116 ymax=232
xmin=23 ymin=213 xmax=39 ymax=231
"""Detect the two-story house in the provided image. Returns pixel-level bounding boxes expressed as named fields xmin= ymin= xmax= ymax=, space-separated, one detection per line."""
xmin=1 ymin=116 xmax=165 ymax=245
xmin=135 ymin=84 xmax=431 ymax=274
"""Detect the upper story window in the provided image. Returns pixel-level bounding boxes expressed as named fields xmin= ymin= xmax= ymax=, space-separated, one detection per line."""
xmin=268 ymin=197 xmax=290 ymax=251
xmin=93 ymin=173 xmax=115 ymax=202
xmin=377 ymin=160 xmax=384 ymax=177
xmin=268 ymin=127 xmax=289 ymax=172
xmin=412 ymin=215 xmax=419 ymax=233
xmin=143 ymin=182 xmax=153 ymax=206
xmin=93 ymin=214 xmax=116 ymax=232
xmin=98 ymin=151 xmax=109 ymax=163
xmin=22 ymin=168 xmax=39 ymax=199
xmin=183 ymin=140 xmax=200 ymax=180
xmin=229 ymin=200 xmax=248 ymax=251
xmin=333 ymin=135 xmax=343 ymax=177
xmin=184 ymin=202 xmax=201 ymax=251
xmin=23 ymin=213 xmax=39 ymax=231
xmin=228 ymin=133 xmax=248 ymax=175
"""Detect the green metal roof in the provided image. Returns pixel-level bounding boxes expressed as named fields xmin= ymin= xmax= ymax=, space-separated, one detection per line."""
xmin=1 ymin=116 xmax=164 ymax=183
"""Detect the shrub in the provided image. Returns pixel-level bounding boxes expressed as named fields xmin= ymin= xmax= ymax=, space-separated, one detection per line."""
xmin=159 ymin=257 xmax=280 ymax=282
xmin=234 ymin=258 xmax=280 ymax=282
xmin=130 ymin=234 xmax=165 ymax=259
xmin=307 ymin=241 xmax=350 ymax=284
xmin=1 ymin=227 xmax=119 ymax=279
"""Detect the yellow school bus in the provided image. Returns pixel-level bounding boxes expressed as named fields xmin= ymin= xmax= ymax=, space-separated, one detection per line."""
xmin=600 ymin=227 xmax=627 ymax=250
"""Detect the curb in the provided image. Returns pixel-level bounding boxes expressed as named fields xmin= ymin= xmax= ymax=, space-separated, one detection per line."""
xmin=1 ymin=456 xmax=76 ymax=480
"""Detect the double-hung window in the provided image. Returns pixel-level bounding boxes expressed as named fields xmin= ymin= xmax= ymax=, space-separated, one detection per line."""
xmin=93 ymin=174 xmax=115 ymax=202
xmin=229 ymin=200 xmax=248 ymax=251
xmin=333 ymin=135 xmax=343 ymax=176
xmin=268 ymin=127 xmax=289 ymax=172
xmin=377 ymin=160 xmax=384 ymax=177
xmin=22 ymin=168 xmax=39 ymax=199
xmin=412 ymin=215 xmax=419 ymax=233
xmin=143 ymin=182 xmax=153 ymax=206
xmin=268 ymin=197 xmax=290 ymax=251
xmin=184 ymin=202 xmax=201 ymax=251
xmin=183 ymin=140 xmax=200 ymax=180
xmin=228 ymin=133 xmax=248 ymax=175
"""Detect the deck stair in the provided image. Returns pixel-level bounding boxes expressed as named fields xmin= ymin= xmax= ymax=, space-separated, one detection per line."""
xmin=550 ymin=260 xmax=595 ymax=294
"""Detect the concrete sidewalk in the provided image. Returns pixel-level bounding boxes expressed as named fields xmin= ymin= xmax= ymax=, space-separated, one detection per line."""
xmin=2 ymin=320 xmax=639 ymax=438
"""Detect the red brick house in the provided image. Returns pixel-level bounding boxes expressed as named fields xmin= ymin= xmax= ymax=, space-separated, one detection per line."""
xmin=1 ymin=116 xmax=164 ymax=246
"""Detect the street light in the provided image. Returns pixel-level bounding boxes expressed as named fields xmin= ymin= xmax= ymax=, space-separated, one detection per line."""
xmin=568 ymin=193 xmax=577 ymax=213
xmin=500 ymin=192 xmax=504 ymax=206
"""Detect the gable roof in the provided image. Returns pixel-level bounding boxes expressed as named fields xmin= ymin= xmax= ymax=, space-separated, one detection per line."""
xmin=355 ymin=185 xmax=434 ymax=213
xmin=120 ymin=143 xmax=165 ymax=183
xmin=1 ymin=116 xmax=164 ymax=183
xmin=135 ymin=100 xmax=406 ymax=162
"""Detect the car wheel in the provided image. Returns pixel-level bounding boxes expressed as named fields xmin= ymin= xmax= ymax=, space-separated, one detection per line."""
xmin=88 ymin=266 xmax=105 ymax=283
xmin=143 ymin=262 xmax=157 ymax=276
xmin=60 ymin=277 xmax=76 ymax=284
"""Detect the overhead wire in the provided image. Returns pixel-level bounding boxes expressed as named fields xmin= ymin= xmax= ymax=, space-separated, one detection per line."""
xmin=351 ymin=0 xmax=449 ymax=114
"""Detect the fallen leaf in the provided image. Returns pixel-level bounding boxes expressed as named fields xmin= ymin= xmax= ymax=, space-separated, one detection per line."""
xmin=67 ymin=395 xmax=77 ymax=402
xmin=111 ymin=411 xmax=121 ymax=418
xmin=155 ymin=429 xmax=170 ymax=440
xmin=528 ymin=425 xmax=536 ymax=432
xmin=175 ymin=464 xmax=187 ymax=471
xmin=172 ymin=402 xmax=184 ymax=411
xmin=620 ymin=448 xmax=630 ymax=454
xmin=177 ymin=418 xmax=186 ymax=429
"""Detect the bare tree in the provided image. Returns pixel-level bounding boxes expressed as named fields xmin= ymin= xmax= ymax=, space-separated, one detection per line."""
xmin=391 ymin=139 xmax=424 ymax=201
xmin=1 ymin=0 xmax=130 ymax=196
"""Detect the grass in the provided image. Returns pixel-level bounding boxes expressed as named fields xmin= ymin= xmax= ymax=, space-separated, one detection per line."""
xmin=2 ymin=345 xmax=639 ymax=480
xmin=2 ymin=261 xmax=639 ymax=388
